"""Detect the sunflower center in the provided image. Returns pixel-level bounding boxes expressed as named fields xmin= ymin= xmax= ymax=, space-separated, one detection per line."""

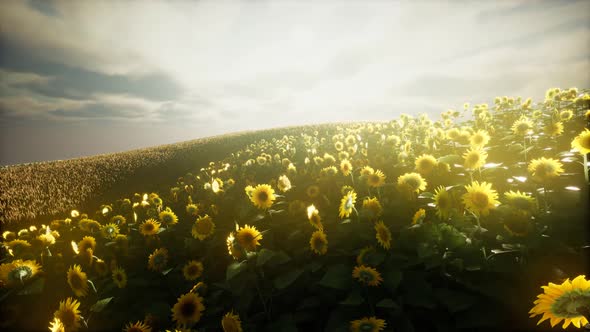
xmin=58 ymin=310 xmax=76 ymax=327
xmin=180 ymin=301 xmax=197 ymax=317
xmin=378 ymin=228 xmax=390 ymax=241
xmin=70 ymin=274 xmax=84 ymax=289
xmin=187 ymin=264 xmax=200 ymax=276
xmin=405 ymin=177 xmax=419 ymax=190
xmin=437 ymin=195 xmax=450 ymax=209
xmin=345 ymin=196 xmax=354 ymax=209
xmin=581 ymin=135 xmax=590 ymax=149
xmin=115 ymin=273 xmax=123 ymax=281
xmin=359 ymin=270 xmax=375 ymax=283
xmin=144 ymin=223 xmax=154 ymax=232
xmin=550 ymin=291 xmax=590 ymax=318
xmin=257 ymin=191 xmax=269 ymax=202
xmin=153 ymin=254 xmax=166 ymax=266
xmin=472 ymin=191 xmax=489 ymax=208
xmin=8 ymin=266 xmax=32 ymax=281
xmin=360 ymin=322 xmax=376 ymax=331
xmin=467 ymin=153 xmax=480 ymax=164
xmin=128 ymin=327 xmax=143 ymax=332
xmin=196 ymin=221 xmax=212 ymax=234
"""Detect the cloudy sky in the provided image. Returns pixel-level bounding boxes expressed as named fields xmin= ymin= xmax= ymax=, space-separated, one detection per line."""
xmin=1 ymin=0 xmax=589 ymax=165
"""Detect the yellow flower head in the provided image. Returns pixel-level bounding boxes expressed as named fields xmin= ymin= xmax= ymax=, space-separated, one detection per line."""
xmin=360 ymin=166 xmax=375 ymax=177
xmin=374 ymin=221 xmax=392 ymax=250
xmin=367 ymin=170 xmax=386 ymax=188
xmin=140 ymin=219 xmax=161 ymax=236
xmin=182 ymin=260 xmax=204 ymax=281
xmin=528 ymin=157 xmax=564 ymax=182
xmin=148 ymin=248 xmax=168 ymax=272
xmin=545 ymin=121 xmax=564 ymax=137
xmin=363 ymin=197 xmax=383 ymax=220
xmin=350 ymin=316 xmax=387 ymax=332
xmin=186 ymin=203 xmax=200 ymax=216
xmin=469 ymin=130 xmax=490 ymax=147
xmin=412 ymin=208 xmax=426 ymax=225
xmin=310 ymin=230 xmax=328 ymax=255
xmin=529 ymin=275 xmax=590 ymax=329
xmin=352 ymin=265 xmax=383 ymax=287
xmin=559 ymin=109 xmax=573 ymax=121
xmin=307 ymin=205 xmax=323 ymax=230
xmin=433 ymin=186 xmax=452 ymax=220
xmin=306 ymin=184 xmax=320 ymax=199
xmin=171 ymin=292 xmax=205 ymax=326
xmin=249 ymin=184 xmax=276 ymax=209
xmin=504 ymin=190 xmax=537 ymax=211
xmin=48 ymin=317 xmax=65 ymax=332
xmin=236 ymin=224 xmax=262 ymax=251
xmin=397 ymin=172 xmax=427 ymax=194
xmin=67 ymin=264 xmax=88 ymax=297
xmin=159 ymin=210 xmax=178 ymax=226
xmin=340 ymin=159 xmax=353 ymax=176
xmin=53 ymin=297 xmax=81 ymax=332
xmin=221 ymin=311 xmax=243 ymax=332
xmin=112 ymin=266 xmax=127 ymax=288
xmin=571 ymin=129 xmax=590 ymax=155
xmin=0 ymin=259 xmax=42 ymax=287
xmin=100 ymin=223 xmax=119 ymax=240
xmin=277 ymin=175 xmax=292 ymax=192
xmin=414 ymin=154 xmax=438 ymax=175
xmin=463 ymin=147 xmax=488 ymax=170
xmin=339 ymin=191 xmax=357 ymax=218
xmin=78 ymin=236 xmax=96 ymax=253
xmin=512 ymin=116 xmax=534 ymax=136
xmin=192 ymin=215 xmax=215 ymax=240
xmin=226 ymin=232 xmax=245 ymax=261
xmin=462 ymin=181 xmax=499 ymax=217
xmin=123 ymin=321 xmax=151 ymax=332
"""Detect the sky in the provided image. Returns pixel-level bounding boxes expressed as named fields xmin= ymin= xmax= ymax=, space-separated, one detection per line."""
xmin=1 ymin=0 xmax=589 ymax=166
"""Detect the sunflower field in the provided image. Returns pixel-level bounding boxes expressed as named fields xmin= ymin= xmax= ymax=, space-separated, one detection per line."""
xmin=1 ymin=87 xmax=590 ymax=332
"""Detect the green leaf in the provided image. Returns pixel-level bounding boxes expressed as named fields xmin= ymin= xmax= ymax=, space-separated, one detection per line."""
xmin=226 ymin=261 xmax=248 ymax=280
xmin=339 ymin=289 xmax=364 ymax=306
xmin=376 ymin=298 xmax=399 ymax=309
xmin=274 ymin=268 xmax=304 ymax=289
xmin=161 ymin=267 xmax=174 ymax=275
xmin=17 ymin=277 xmax=45 ymax=295
xmin=308 ymin=260 xmax=323 ymax=273
xmin=434 ymin=288 xmax=477 ymax=313
xmin=438 ymin=154 xmax=462 ymax=165
xmin=256 ymin=249 xmax=276 ymax=267
xmin=90 ymin=297 xmax=114 ymax=313
xmin=383 ymin=269 xmax=402 ymax=294
xmin=318 ymin=264 xmax=352 ymax=290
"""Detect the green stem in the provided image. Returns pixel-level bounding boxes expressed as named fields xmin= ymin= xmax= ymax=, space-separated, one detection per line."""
xmin=364 ymin=285 xmax=375 ymax=316
xmin=523 ymin=136 xmax=528 ymax=164
xmin=584 ymin=154 xmax=589 ymax=184
xmin=254 ymin=273 xmax=270 ymax=321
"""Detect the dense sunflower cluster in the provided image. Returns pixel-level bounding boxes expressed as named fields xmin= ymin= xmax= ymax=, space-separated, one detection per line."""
xmin=1 ymin=87 xmax=589 ymax=331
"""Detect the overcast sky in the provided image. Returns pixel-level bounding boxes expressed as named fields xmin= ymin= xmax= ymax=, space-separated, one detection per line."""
xmin=1 ymin=0 xmax=589 ymax=166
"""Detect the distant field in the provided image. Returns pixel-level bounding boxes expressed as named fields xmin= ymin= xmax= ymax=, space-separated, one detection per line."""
xmin=0 ymin=124 xmax=341 ymax=226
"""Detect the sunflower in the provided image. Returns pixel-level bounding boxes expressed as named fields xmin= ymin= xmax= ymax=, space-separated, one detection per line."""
xmin=511 ymin=116 xmax=534 ymax=136
xmin=463 ymin=147 xmax=488 ymax=170
xmin=310 ymin=230 xmax=328 ymax=255
xmin=124 ymin=320 xmax=152 ymax=332
xmin=350 ymin=316 xmax=387 ymax=332
xmin=374 ymin=221 xmax=392 ymax=250
xmin=2 ymin=231 xmax=16 ymax=241
xmin=183 ymin=260 xmax=204 ymax=281
xmin=112 ymin=266 xmax=127 ymax=288
xmin=462 ymin=181 xmax=499 ymax=217
xmin=338 ymin=190 xmax=357 ymax=219
xmin=503 ymin=208 xmax=532 ymax=237
xmin=360 ymin=166 xmax=375 ymax=177
xmin=412 ymin=208 xmax=426 ymax=225
xmin=171 ymin=293 xmax=205 ymax=326
xmin=53 ymin=297 xmax=82 ymax=331
xmin=345 ymin=134 xmax=356 ymax=146
xmin=352 ymin=265 xmax=383 ymax=287
xmin=94 ymin=259 xmax=108 ymax=277
xmin=67 ymin=265 xmax=88 ymax=297
xmin=571 ymin=128 xmax=590 ymax=155
xmin=356 ymin=246 xmax=376 ymax=266
xmin=504 ymin=190 xmax=537 ymax=211
xmin=79 ymin=219 xmax=101 ymax=233
xmin=545 ymin=121 xmax=564 ymax=137
xmin=307 ymin=205 xmax=323 ymax=230
xmin=334 ymin=141 xmax=344 ymax=151
xmin=306 ymin=185 xmax=320 ymax=199
xmin=528 ymin=157 xmax=564 ymax=182
xmin=5 ymin=239 xmax=31 ymax=256
xmin=340 ymin=159 xmax=353 ymax=177
xmin=320 ymin=166 xmax=338 ymax=177
xmin=529 ymin=275 xmax=590 ymax=329
xmin=362 ymin=197 xmax=383 ymax=220
xmin=249 ymin=184 xmax=276 ymax=209
xmin=191 ymin=215 xmax=215 ymax=240
xmin=367 ymin=170 xmax=386 ymax=188
xmin=0 ymin=259 xmax=42 ymax=287
xmin=186 ymin=204 xmax=200 ymax=216
xmin=397 ymin=172 xmax=427 ymax=194
xmin=235 ymin=225 xmax=262 ymax=251
xmin=226 ymin=232 xmax=245 ymax=261
xmin=48 ymin=317 xmax=65 ymax=332
xmin=469 ymin=129 xmax=490 ymax=147
xmin=140 ymin=219 xmax=161 ymax=236
xmin=111 ymin=214 xmax=126 ymax=226
xmin=148 ymin=248 xmax=168 ymax=272
xmin=159 ymin=210 xmax=178 ymax=226
xmin=221 ymin=311 xmax=243 ymax=332
xmin=414 ymin=154 xmax=438 ymax=175
xmin=78 ymin=236 xmax=96 ymax=253
xmin=277 ymin=175 xmax=292 ymax=192
xmin=100 ymin=223 xmax=119 ymax=240
xmin=433 ymin=186 xmax=452 ymax=220
xmin=288 ymin=200 xmax=306 ymax=217
xmin=559 ymin=109 xmax=573 ymax=121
